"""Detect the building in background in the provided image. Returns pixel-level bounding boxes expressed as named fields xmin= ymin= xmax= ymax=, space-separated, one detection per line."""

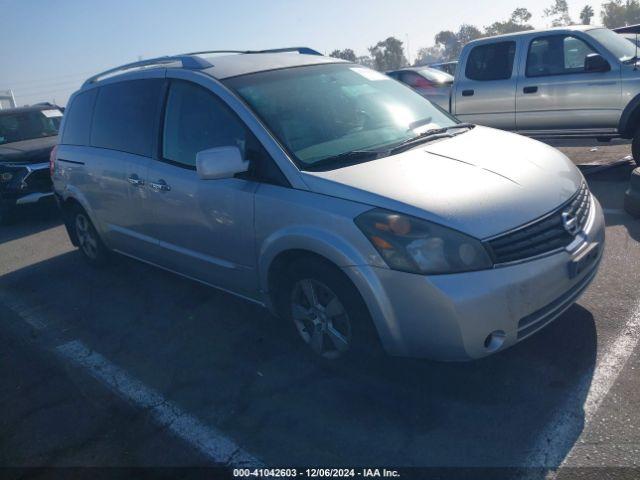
xmin=0 ymin=90 xmax=17 ymax=110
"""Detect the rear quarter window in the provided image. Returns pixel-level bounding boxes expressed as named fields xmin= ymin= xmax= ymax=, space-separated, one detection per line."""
xmin=61 ymin=89 xmax=97 ymax=146
xmin=91 ymin=79 xmax=164 ymax=157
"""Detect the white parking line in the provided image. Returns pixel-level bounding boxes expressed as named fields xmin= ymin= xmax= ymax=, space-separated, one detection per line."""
xmin=0 ymin=292 xmax=48 ymax=330
xmin=525 ymin=300 xmax=640 ymax=471
xmin=56 ymin=340 xmax=262 ymax=468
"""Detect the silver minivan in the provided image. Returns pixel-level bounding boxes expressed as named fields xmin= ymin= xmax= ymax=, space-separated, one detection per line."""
xmin=53 ymin=49 xmax=605 ymax=361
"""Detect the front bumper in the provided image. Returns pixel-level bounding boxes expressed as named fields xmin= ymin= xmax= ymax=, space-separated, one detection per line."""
xmin=0 ymin=162 xmax=53 ymax=208
xmin=343 ymin=196 xmax=605 ymax=361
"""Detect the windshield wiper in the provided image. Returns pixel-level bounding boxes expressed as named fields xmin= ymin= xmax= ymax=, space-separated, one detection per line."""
xmin=303 ymin=149 xmax=383 ymax=171
xmin=388 ymin=123 xmax=475 ymax=155
xmin=623 ymin=55 xmax=639 ymax=64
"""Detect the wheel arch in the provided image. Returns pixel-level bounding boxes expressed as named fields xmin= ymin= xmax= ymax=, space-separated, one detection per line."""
xmin=57 ymin=189 xmax=101 ymax=247
xmin=618 ymin=92 xmax=640 ymax=138
xmin=259 ymin=227 xmax=377 ymax=314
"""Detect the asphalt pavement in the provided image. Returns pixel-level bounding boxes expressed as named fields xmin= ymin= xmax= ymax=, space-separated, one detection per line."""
xmin=0 ymin=144 xmax=639 ymax=479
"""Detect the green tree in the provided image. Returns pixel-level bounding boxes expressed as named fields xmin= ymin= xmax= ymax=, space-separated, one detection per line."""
xmin=601 ymin=0 xmax=640 ymax=27
xmin=355 ymin=55 xmax=375 ymax=68
xmin=485 ymin=7 xmax=534 ymax=36
xmin=368 ymin=37 xmax=407 ymax=71
xmin=414 ymin=45 xmax=444 ymax=66
xmin=545 ymin=0 xmax=573 ymax=26
xmin=434 ymin=24 xmax=482 ymax=60
xmin=580 ymin=5 xmax=595 ymax=24
xmin=329 ymin=49 xmax=357 ymax=62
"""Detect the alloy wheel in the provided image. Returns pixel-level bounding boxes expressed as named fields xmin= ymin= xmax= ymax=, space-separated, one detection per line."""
xmin=290 ymin=278 xmax=352 ymax=359
xmin=75 ymin=213 xmax=98 ymax=260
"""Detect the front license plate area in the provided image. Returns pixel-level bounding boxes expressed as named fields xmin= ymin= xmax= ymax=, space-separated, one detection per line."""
xmin=568 ymin=242 xmax=599 ymax=279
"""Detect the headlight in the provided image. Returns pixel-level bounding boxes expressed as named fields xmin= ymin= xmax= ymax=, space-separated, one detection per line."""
xmin=355 ymin=209 xmax=493 ymax=275
xmin=0 ymin=172 xmax=13 ymax=182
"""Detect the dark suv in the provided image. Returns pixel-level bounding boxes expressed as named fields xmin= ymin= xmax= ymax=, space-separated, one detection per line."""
xmin=0 ymin=104 xmax=63 ymax=223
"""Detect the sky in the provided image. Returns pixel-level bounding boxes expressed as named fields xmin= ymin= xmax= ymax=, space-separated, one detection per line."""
xmin=1 ymin=0 xmax=605 ymax=107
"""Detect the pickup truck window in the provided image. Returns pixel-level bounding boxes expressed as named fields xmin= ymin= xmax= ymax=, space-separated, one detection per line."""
xmin=465 ymin=42 xmax=516 ymax=81
xmin=526 ymin=35 xmax=596 ymax=77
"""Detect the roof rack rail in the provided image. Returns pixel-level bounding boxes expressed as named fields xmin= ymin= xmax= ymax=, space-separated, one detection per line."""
xmin=245 ymin=47 xmax=322 ymax=55
xmin=183 ymin=47 xmax=322 ymax=56
xmin=82 ymin=55 xmax=212 ymax=87
xmin=82 ymin=47 xmax=322 ymax=87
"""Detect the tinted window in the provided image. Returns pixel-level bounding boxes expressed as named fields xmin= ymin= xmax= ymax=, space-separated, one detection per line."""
xmin=0 ymin=109 xmax=62 ymax=145
xmin=527 ymin=35 xmax=597 ymax=77
xmin=62 ymin=90 xmax=96 ymax=146
xmin=91 ymin=79 xmax=163 ymax=157
xmin=163 ymin=81 xmax=250 ymax=168
xmin=465 ymin=42 xmax=516 ymax=81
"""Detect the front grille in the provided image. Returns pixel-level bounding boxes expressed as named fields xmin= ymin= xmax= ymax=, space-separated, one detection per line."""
xmin=24 ymin=168 xmax=52 ymax=193
xmin=487 ymin=182 xmax=591 ymax=264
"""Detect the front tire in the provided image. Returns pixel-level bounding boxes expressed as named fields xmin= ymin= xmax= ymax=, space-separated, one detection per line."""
xmin=70 ymin=206 xmax=109 ymax=266
xmin=280 ymin=258 xmax=381 ymax=361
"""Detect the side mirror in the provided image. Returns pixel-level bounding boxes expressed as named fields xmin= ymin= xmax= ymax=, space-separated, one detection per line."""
xmin=585 ymin=53 xmax=610 ymax=73
xmin=196 ymin=146 xmax=248 ymax=180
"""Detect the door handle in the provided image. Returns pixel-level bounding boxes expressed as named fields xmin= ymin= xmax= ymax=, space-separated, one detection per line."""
xmin=128 ymin=175 xmax=145 ymax=186
xmin=150 ymin=180 xmax=171 ymax=192
xmin=462 ymin=89 xmax=474 ymax=97
xmin=523 ymin=86 xmax=538 ymax=94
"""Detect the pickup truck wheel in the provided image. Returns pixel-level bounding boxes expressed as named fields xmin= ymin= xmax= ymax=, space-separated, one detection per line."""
xmin=71 ymin=206 xmax=109 ymax=267
xmin=632 ymin=129 xmax=640 ymax=166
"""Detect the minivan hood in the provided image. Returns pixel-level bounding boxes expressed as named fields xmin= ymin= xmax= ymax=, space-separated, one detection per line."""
xmin=300 ymin=126 xmax=582 ymax=239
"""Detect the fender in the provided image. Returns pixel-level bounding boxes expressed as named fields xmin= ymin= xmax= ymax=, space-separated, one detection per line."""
xmin=257 ymin=225 xmax=384 ymax=295
xmin=618 ymin=92 xmax=640 ymax=138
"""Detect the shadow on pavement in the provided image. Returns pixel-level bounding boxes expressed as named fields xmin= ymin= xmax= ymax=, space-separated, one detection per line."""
xmin=0 ymin=204 xmax=62 ymax=245
xmin=586 ymin=164 xmax=640 ymax=243
xmin=0 ymin=247 xmax=598 ymax=472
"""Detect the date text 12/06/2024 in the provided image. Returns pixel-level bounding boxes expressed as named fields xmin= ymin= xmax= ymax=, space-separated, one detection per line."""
xmin=233 ymin=469 xmax=401 ymax=478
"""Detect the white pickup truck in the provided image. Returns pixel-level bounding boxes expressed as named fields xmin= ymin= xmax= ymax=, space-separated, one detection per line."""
xmin=447 ymin=25 xmax=640 ymax=165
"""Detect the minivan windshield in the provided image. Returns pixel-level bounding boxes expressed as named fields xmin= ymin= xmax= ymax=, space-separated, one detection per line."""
xmin=587 ymin=28 xmax=638 ymax=63
xmin=224 ymin=63 xmax=458 ymax=169
xmin=0 ymin=109 xmax=62 ymax=146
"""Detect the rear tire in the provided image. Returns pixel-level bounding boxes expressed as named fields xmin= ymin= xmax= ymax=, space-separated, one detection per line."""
xmin=278 ymin=257 xmax=382 ymax=361
xmin=70 ymin=205 xmax=109 ymax=267
xmin=631 ymin=129 xmax=640 ymax=167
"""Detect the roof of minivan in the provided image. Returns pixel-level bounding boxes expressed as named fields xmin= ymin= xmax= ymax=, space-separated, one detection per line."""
xmin=201 ymin=52 xmax=346 ymax=79
xmin=469 ymin=24 xmax=602 ymax=43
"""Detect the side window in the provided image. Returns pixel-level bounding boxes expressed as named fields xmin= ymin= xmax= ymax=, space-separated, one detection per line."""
xmin=91 ymin=79 xmax=164 ymax=157
xmin=465 ymin=42 xmax=516 ymax=81
xmin=162 ymin=81 xmax=288 ymax=185
xmin=61 ymin=89 xmax=97 ymax=146
xmin=163 ymin=81 xmax=248 ymax=168
xmin=526 ymin=35 xmax=596 ymax=77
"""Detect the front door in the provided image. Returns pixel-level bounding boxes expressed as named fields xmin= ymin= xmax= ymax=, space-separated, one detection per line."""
xmin=516 ymin=33 xmax=621 ymax=133
xmin=145 ymin=79 xmax=259 ymax=298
